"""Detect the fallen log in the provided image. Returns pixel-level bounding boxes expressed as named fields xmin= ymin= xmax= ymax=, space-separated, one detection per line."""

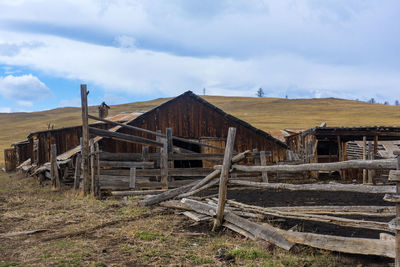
xmin=226 ymin=199 xmax=392 ymax=232
xmin=181 ymin=198 xmax=293 ymax=250
xmin=229 ymin=180 xmax=395 ymax=194
xmin=177 ymin=179 xmax=219 ymax=198
xmin=0 ymin=229 xmax=48 ymax=237
xmin=227 ymin=158 xmax=397 ymax=173
xmin=276 ymin=228 xmax=395 ymax=258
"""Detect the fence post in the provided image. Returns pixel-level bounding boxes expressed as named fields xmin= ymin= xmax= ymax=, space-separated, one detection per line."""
xmin=95 ymin=142 xmax=100 ymax=196
xmin=80 ymin=84 xmax=90 ymax=195
xmin=368 ymin=140 xmax=374 ymax=184
xmin=73 ymin=154 xmax=82 ymax=190
xmin=90 ymin=139 xmax=95 ymax=196
xmin=213 ymin=127 xmax=236 ymax=230
xmin=50 ymin=144 xmax=60 ymax=190
xmin=160 ymin=141 xmax=168 ymax=189
xmin=363 ymin=136 xmax=367 ymax=184
xmin=130 ymin=167 xmax=136 ymax=189
xmin=385 ymin=150 xmax=400 ymax=267
xmin=260 ymin=151 xmax=268 ymax=182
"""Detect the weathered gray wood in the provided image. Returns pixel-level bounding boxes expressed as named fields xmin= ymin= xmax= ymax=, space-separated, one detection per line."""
xmin=101 ymin=168 xmax=214 ymax=177
xmin=166 ymin=128 xmax=173 ymax=155
xmin=81 ymin=84 xmax=90 ymax=195
xmin=99 ymin=161 xmax=154 ymax=168
xmin=89 ymin=139 xmax=95 ymax=196
xmin=89 ymin=126 xmax=163 ymax=147
xmin=73 ymin=154 xmax=81 ymax=190
xmin=183 ymin=211 xmax=211 ymax=222
xmin=100 ymin=179 xmax=193 ymax=190
xmin=111 ymin=189 xmax=166 ymax=196
xmin=129 ymin=168 xmax=136 ymax=189
xmin=384 ymin=194 xmax=400 ymax=203
xmin=226 ymin=199 xmax=391 ymax=232
xmin=223 ymin=222 xmax=256 ymax=240
xmin=260 ymin=151 xmax=268 ymax=183
xmin=141 ymin=146 xmax=149 ymax=161
xmin=95 ymin=142 xmax=100 ymax=196
xmin=389 ymin=170 xmax=400 ymax=182
xmin=229 ymin=158 xmax=397 ymax=173
xmin=160 ymin=141 xmax=168 ymax=188
xmin=139 ymin=181 xmax=198 ymax=206
xmin=178 ymin=179 xmax=219 ymax=198
xmin=50 ymin=144 xmax=60 ymax=189
xmin=214 ymin=127 xmax=236 ymax=229
xmin=276 ymin=228 xmax=395 ymax=258
xmin=229 ymin=180 xmax=395 ymax=194
xmin=368 ymin=140 xmax=375 ymax=184
xmin=363 ymin=136 xmax=367 ymax=184
xmin=181 ymin=198 xmax=293 ymax=250
xmin=0 ymin=229 xmax=48 ymax=237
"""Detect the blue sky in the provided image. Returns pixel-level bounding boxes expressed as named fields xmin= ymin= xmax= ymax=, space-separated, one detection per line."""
xmin=0 ymin=0 xmax=399 ymax=112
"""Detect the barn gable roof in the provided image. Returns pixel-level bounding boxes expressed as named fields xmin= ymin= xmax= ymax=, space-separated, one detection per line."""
xmin=126 ymin=91 xmax=287 ymax=148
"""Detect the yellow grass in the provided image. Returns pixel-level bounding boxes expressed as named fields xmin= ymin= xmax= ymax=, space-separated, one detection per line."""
xmin=1 ymin=95 xmax=400 ymax=165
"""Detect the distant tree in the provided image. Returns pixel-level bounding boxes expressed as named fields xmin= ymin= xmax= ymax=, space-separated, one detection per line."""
xmin=256 ymin=88 xmax=265 ymax=97
xmin=368 ymin=98 xmax=376 ymax=104
xmin=203 ymin=88 xmax=206 ymax=95
xmin=285 ymin=95 xmax=288 ymax=99
xmin=384 ymin=101 xmax=389 ymax=105
xmin=395 ymin=100 xmax=400 ymax=106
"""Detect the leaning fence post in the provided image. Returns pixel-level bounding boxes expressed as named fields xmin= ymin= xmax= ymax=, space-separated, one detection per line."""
xmin=384 ymin=150 xmax=400 ymax=267
xmin=160 ymin=141 xmax=168 ymax=189
xmin=213 ymin=127 xmax=236 ymax=230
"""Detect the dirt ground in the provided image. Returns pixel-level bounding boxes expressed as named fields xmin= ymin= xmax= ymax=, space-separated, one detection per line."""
xmin=0 ymin=172 xmax=394 ymax=266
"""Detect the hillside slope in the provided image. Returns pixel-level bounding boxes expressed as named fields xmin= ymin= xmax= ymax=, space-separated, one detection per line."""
xmin=1 ymin=95 xmax=400 ymax=165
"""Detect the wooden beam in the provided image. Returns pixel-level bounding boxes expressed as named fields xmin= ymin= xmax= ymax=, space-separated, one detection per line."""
xmin=95 ymin=142 xmax=100 ymax=196
xmin=214 ymin=127 xmax=236 ymax=230
xmin=100 ymin=168 xmax=214 ymax=177
xmin=363 ymin=136 xmax=367 ymax=184
xmin=229 ymin=158 xmax=397 ymax=173
xmin=99 ymin=161 xmax=154 ymax=168
xmin=181 ymin=198 xmax=293 ymax=250
xmin=228 ymin=180 xmax=395 ymax=194
xmin=81 ymin=84 xmax=90 ymax=195
xmin=90 ymin=139 xmax=95 ymax=196
xmin=88 ymin=126 xmax=163 ymax=147
xmin=50 ymin=144 xmax=60 ymax=190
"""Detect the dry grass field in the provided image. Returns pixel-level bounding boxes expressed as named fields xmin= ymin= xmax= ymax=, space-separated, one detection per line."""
xmin=1 ymin=95 xmax=400 ymax=165
xmin=1 ymin=171 xmax=385 ymax=266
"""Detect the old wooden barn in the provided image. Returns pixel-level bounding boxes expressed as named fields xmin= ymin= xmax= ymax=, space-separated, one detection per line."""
xmin=285 ymin=126 xmax=400 ymax=180
xmin=95 ymin=91 xmax=287 ymax=165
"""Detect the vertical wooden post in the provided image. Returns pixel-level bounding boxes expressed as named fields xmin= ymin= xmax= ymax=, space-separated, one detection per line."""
xmin=260 ymin=151 xmax=268 ymax=182
xmin=396 ymin=152 xmax=400 ymax=267
xmin=95 ymin=142 xmax=100 ymax=196
xmin=155 ymin=130 xmax=161 ymax=181
xmin=50 ymin=144 xmax=60 ymax=190
xmin=160 ymin=141 xmax=168 ymax=189
xmin=213 ymin=127 xmax=236 ymax=230
xmin=166 ymin=128 xmax=173 ymax=155
xmin=342 ymin=141 xmax=347 ymax=180
xmin=142 ymin=146 xmax=149 ymax=161
xmin=81 ymin=84 xmax=90 ymax=195
xmin=374 ymin=135 xmax=378 ymax=157
xmin=337 ymin=136 xmax=342 ymax=179
xmin=363 ymin=136 xmax=367 ymax=184
xmin=129 ymin=167 xmax=136 ymax=189
xmin=90 ymin=139 xmax=95 ymax=196
xmin=73 ymin=154 xmax=82 ymax=190
xmin=253 ymin=149 xmax=260 ymax=165
xmin=368 ymin=140 xmax=374 ymax=184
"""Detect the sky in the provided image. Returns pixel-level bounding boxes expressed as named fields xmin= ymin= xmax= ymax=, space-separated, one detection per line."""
xmin=0 ymin=0 xmax=399 ymax=112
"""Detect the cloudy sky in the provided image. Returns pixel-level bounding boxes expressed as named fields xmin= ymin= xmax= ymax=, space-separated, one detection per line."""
xmin=0 ymin=0 xmax=399 ymax=112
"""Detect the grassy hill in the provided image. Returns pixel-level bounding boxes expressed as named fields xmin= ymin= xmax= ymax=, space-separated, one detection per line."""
xmin=1 ymin=95 xmax=400 ymax=165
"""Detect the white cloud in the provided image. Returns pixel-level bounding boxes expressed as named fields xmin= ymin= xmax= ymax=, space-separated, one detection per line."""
xmin=0 ymin=74 xmax=52 ymax=101
xmin=0 ymin=0 xmax=398 ymax=104
xmin=0 ymin=107 xmax=12 ymax=113
xmin=17 ymin=100 xmax=33 ymax=107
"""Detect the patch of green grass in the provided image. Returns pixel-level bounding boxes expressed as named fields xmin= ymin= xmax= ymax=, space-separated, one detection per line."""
xmin=92 ymin=262 xmax=107 ymax=267
xmin=135 ymin=231 xmax=164 ymax=241
xmin=121 ymin=244 xmax=136 ymax=255
xmin=230 ymin=248 xmax=271 ymax=260
xmin=55 ymin=253 xmax=84 ymax=267
xmin=184 ymin=254 xmax=214 ymax=264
